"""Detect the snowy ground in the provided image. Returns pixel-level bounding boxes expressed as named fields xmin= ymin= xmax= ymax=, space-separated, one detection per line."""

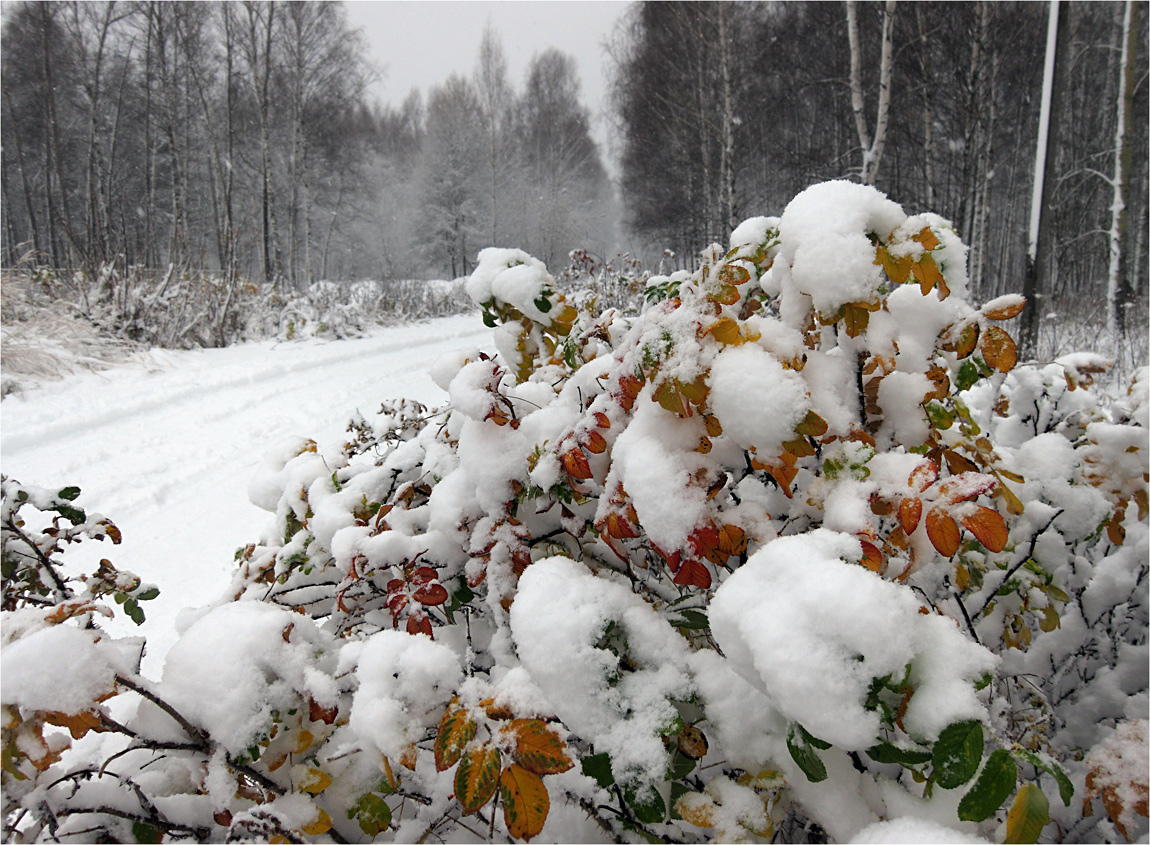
xmin=1 ymin=314 xmax=489 ymax=674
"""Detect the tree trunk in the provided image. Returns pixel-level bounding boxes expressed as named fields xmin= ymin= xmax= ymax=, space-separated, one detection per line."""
xmin=1021 ymin=0 xmax=1070 ymax=358
xmin=846 ymin=0 xmax=896 ymax=186
xmin=1105 ymin=0 xmax=1138 ymax=336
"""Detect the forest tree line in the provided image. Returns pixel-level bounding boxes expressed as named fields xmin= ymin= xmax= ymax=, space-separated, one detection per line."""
xmin=611 ymin=1 xmax=1148 ymax=343
xmin=1 ymin=0 xmax=1146 ymax=345
xmin=0 ymin=0 xmax=612 ymax=286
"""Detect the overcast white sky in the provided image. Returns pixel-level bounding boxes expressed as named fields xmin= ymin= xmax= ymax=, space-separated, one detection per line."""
xmin=343 ymin=1 xmax=629 ymax=165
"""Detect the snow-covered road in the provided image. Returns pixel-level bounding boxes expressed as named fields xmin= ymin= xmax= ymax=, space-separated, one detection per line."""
xmin=1 ymin=314 xmax=488 ymax=672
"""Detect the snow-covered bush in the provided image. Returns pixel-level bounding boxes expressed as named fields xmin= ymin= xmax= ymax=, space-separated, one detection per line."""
xmin=3 ymin=182 xmax=1147 ymax=843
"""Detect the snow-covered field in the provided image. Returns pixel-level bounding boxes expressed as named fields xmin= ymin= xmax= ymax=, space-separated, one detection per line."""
xmin=1 ymin=314 xmax=488 ymax=673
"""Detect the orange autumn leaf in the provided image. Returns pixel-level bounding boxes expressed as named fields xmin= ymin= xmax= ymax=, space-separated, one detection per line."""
xmin=958 ymin=505 xmax=1008 ymax=552
xmin=500 ymin=763 xmax=550 ymax=841
xmin=583 ymin=430 xmax=607 ymax=454
xmin=926 ymin=507 xmax=961 ymax=557
xmin=42 ymin=710 xmax=106 ymax=740
xmin=980 ymin=295 xmax=1027 ymax=321
xmin=859 ymin=540 xmax=884 ymax=572
xmin=561 ymin=448 xmax=593 ymax=481
xmin=913 ymin=225 xmax=940 ymax=251
xmin=898 ymin=497 xmax=922 ymax=534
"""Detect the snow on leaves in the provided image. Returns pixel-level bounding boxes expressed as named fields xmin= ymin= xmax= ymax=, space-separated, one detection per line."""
xmin=4 ymin=182 xmax=1147 ymax=844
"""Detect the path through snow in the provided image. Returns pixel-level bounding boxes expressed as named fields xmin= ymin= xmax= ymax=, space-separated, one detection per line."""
xmin=1 ymin=314 xmax=488 ymax=673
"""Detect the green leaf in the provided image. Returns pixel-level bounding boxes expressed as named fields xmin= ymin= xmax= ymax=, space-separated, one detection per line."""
xmin=534 ymin=296 xmax=553 ymax=314
xmin=786 ymin=723 xmax=828 ymax=783
xmin=56 ymin=486 xmax=81 ymax=501
xmin=669 ymin=781 xmax=692 ymax=821
xmin=135 ymin=587 xmax=160 ymax=601
xmin=958 ymin=749 xmax=1017 ymax=822
xmin=865 ymin=741 xmax=932 ymax=767
xmin=623 ymin=782 xmax=666 ymax=824
xmin=666 ymin=750 xmax=696 ymax=781
xmin=793 ymin=722 xmax=831 ymax=750
xmin=353 ymin=793 xmax=392 ymax=836
xmin=1005 ymin=783 xmax=1049 ymax=844
xmin=956 ymin=359 xmax=982 ymax=392
xmin=132 ymin=822 xmax=161 ymax=844
xmin=54 ymin=504 xmax=86 ymax=525
xmin=483 ymin=311 xmax=497 ymax=328
xmin=1012 ymin=748 xmax=1074 ymax=806
xmin=581 ymin=752 xmax=615 ymax=789
xmin=672 ymin=609 xmax=710 ymax=630
xmin=124 ymin=597 xmax=145 ymax=625
xmin=932 ymin=720 xmax=984 ymax=789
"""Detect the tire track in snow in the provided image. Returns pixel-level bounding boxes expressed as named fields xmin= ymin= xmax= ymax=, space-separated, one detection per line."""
xmin=0 ymin=315 xmax=488 ymax=673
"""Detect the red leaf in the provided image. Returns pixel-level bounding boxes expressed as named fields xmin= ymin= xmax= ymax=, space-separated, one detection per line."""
xmin=926 ymin=507 xmax=961 ymax=557
xmin=407 ymin=611 xmax=433 ymax=638
xmin=413 ymin=583 xmax=449 ymax=606
xmin=673 ymin=558 xmax=712 ymax=589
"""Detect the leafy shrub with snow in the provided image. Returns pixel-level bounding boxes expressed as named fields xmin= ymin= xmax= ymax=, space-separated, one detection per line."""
xmin=3 ymin=181 xmax=1147 ymax=844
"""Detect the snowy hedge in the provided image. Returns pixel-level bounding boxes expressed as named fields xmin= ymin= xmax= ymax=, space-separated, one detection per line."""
xmin=3 ymin=181 xmax=1148 ymax=844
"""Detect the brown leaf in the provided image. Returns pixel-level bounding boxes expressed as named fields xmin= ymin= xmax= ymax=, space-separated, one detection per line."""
xmin=954 ymin=322 xmax=980 ymax=359
xmin=42 ymin=710 xmax=106 ymax=740
xmin=981 ymin=326 xmax=1019 ymax=373
xmin=794 ymin=409 xmax=828 ymax=438
xmin=561 ymin=448 xmax=594 ymax=481
xmin=677 ymin=725 xmax=709 ymax=759
xmin=583 ymin=430 xmax=607 ymax=454
xmin=308 ymin=697 xmax=338 ymax=725
xmin=500 ymin=763 xmax=550 ymax=841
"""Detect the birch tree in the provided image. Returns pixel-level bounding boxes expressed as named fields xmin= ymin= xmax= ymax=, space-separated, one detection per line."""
xmin=1106 ymin=0 xmax=1140 ymax=336
xmin=846 ymin=0 xmax=896 ymax=186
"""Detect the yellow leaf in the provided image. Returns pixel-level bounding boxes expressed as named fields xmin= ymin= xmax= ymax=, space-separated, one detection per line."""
xmin=677 ymin=725 xmax=709 ymax=760
xmin=500 ymin=763 xmax=550 ymax=841
xmin=435 ymin=698 xmax=478 ymax=772
xmin=707 ymin=317 xmax=742 ymax=345
xmin=879 ymin=245 xmax=914 ymax=285
xmin=301 ymin=808 xmax=332 ymax=836
xmin=455 ymin=742 xmax=501 ymax=814
xmin=1005 ymin=783 xmax=1049 ymax=843
xmin=291 ymin=728 xmax=315 ymax=755
xmin=675 ymin=792 xmax=718 ymax=828
xmin=505 ymin=719 xmax=573 ymax=776
xmin=295 ymin=766 xmax=332 ymax=795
